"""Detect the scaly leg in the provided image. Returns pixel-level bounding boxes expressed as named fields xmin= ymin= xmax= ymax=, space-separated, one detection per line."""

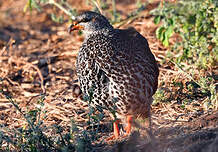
xmin=124 ymin=115 xmax=133 ymax=136
xmin=106 ymin=120 xmax=120 ymax=141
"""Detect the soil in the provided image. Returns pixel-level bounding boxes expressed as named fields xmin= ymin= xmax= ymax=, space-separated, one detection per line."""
xmin=0 ymin=0 xmax=217 ymax=152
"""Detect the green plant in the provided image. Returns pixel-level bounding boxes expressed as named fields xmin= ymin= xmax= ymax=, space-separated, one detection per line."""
xmin=153 ymin=88 xmax=167 ymax=105
xmin=0 ymin=79 xmax=111 ymax=151
xmin=24 ymin=0 xmax=77 ymax=23
xmin=152 ymin=0 xmax=217 ymax=67
xmin=0 ymin=91 xmax=56 ymax=151
xmin=151 ymin=0 xmax=217 ymax=109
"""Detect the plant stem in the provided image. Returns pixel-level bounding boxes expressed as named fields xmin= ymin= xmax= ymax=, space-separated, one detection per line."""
xmin=92 ymin=0 xmax=103 ymax=14
xmin=6 ymin=97 xmax=36 ymax=132
xmin=170 ymin=60 xmax=202 ymax=88
xmin=111 ymin=0 xmax=117 ymax=22
xmin=48 ymin=0 xmax=75 ymax=19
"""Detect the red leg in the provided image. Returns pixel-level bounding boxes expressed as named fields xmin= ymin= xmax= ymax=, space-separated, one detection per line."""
xmin=113 ymin=120 xmax=120 ymax=138
xmin=106 ymin=120 xmax=120 ymax=141
xmin=124 ymin=115 xmax=133 ymax=136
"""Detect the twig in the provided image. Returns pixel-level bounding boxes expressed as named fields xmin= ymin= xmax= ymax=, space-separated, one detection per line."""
xmin=91 ymin=0 xmax=103 ymax=14
xmin=3 ymin=95 xmax=36 ymax=131
xmin=48 ymin=0 xmax=75 ymax=19
xmin=114 ymin=15 xmax=138 ymax=28
xmin=0 ymin=46 xmax=6 ymax=56
xmin=111 ymin=0 xmax=117 ymax=21
xmin=113 ymin=6 xmax=148 ymax=28
xmin=0 ymin=99 xmax=22 ymax=102
xmin=24 ymin=64 xmax=46 ymax=94
xmin=170 ymin=60 xmax=202 ymax=88
xmin=5 ymin=77 xmax=25 ymax=92
xmin=0 ymin=38 xmax=15 ymax=56
xmin=9 ymin=57 xmax=46 ymax=94
xmin=159 ymin=67 xmax=178 ymax=74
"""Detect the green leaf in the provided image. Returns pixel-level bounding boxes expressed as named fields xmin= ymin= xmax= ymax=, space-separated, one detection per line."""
xmin=31 ymin=0 xmax=41 ymax=11
xmin=188 ymin=15 xmax=196 ymax=25
xmin=154 ymin=15 xmax=161 ymax=24
xmin=28 ymin=0 xmax=32 ymax=10
xmin=23 ymin=0 xmax=32 ymax=12
xmin=168 ymin=18 xmax=175 ymax=26
xmin=163 ymin=33 xmax=169 ymax=47
xmin=51 ymin=13 xmax=64 ymax=23
xmin=156 ymin=26 xmax=165 ymax=41
xmin=165 ymin=26 xmax=174 ymax=38
xmin=41 ymin=0 xmax=49 ymax=3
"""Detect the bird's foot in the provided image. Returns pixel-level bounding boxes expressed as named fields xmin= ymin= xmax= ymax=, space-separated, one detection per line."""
xmin=123 ymin=115 xmax=132 ymax=137
xmin=123 ymin=125 xmax=131 ymax=137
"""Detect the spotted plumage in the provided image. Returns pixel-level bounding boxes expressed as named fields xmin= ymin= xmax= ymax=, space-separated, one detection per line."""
xmin=69 ymin=11 xmax=159 ymax=138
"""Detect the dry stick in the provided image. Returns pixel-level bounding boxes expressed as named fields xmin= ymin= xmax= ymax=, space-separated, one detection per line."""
xmin=114 ymin=15 xmax=139 ymax=28
xmin=10 ymin=57 xmax=46 ymax=94
xmin=0 ymin=38 xmax=15 ymax=56
xmin=92 ymin=0 xmax=103 ymax=14
xmin=159 ymin=67 xmax=178 ymax=74
xmin=0 ymin=46 xmax=7 ymax=56
xmin=114 ymin=7 xmax=148 ymax=28
xmin=24 ymin=64 xmax=45 ymax=94
xmin=111 ymin=0 xmax=116 ymax=20
xmin=48 ymin=0 xmax=75 ymax=19
xmin=3 ymin=94 xmax=37 ymax=132
xmin=170 ymin=60 xmax=202 ymax=88
xmin=5 ymin=77 xmax=25 ymax=93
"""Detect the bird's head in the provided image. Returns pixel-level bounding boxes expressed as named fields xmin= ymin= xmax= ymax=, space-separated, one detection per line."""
xmin=68 ymin=11 xmax=113 ymax=37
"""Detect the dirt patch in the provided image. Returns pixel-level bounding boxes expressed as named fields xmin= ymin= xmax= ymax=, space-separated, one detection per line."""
xmin=0 ymin=0 xmax=217 ymax=151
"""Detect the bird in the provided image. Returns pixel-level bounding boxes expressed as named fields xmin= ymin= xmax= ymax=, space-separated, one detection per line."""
xmin=69 ymin=11 xmax=159 ymax=139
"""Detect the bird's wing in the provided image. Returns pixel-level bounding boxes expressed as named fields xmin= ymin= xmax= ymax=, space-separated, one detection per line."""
xmin=94 ymin=28 xmax=158 ymax=77
xmin=93 ymin=28 xmax=159 ymax=95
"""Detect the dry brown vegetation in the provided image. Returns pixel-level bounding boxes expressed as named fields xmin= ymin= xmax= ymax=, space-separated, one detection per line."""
xmin=0 ymin=0 xmax=217 ymax=151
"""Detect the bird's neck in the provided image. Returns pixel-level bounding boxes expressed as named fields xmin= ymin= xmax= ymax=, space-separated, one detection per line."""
xmin=83 ymin=28 xmax=113 ymax=40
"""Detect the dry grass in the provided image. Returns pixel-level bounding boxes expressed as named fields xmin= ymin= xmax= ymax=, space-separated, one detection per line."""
xmin=0 ymin=0 xmax=217 ymax=151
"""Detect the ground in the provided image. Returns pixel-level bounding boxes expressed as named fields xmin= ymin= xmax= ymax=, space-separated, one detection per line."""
xmin=0 ymin=0 xmax=217 ymax=151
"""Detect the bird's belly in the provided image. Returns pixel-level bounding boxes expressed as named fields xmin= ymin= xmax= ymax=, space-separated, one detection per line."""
xmin=107 ymin=72 xmax=154 ymax=117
